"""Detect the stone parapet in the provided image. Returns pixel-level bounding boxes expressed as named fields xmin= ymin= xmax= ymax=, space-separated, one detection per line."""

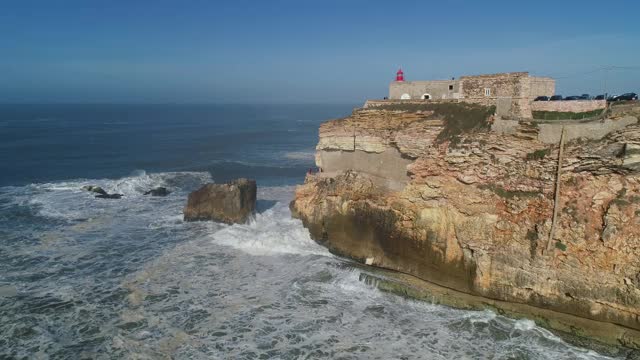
xmin=532 ymin=100 xmax=606 ymax=113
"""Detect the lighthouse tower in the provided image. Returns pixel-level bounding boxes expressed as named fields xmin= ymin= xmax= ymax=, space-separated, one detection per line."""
xmin=395 ymin=69 xmax=404 ymax=82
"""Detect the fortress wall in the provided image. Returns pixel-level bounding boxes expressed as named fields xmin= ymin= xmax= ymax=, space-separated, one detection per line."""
xmin=459 ymin=72 xmax=531 ymax=118
xmin=389 ymin=80 xmax=460 ymax=100
xmin=531 ymin=100 xmax=606 ymax=113
xmin=529 ymin=77 xmax=556 ymax=99
xmin=460 ymin=72 xmax=528 ymax=100
xmin=388 ymin=72 xmax=556 ymax=119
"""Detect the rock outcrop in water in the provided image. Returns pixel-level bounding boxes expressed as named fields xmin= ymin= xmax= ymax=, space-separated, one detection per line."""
xmin=82 ymin=185 xmax=107 ymax=196
xmin=291 ymin=103 xmax=640 ymax=348
xmin=144 ymin=187 xmax=170 ymax=196
xmin=95 ymin=193 xmax=123 ymax=199
xmin=82 ymin=185 xmax=123 ymax=199
xmin=184 ymin=178 xmax=256 ymax=224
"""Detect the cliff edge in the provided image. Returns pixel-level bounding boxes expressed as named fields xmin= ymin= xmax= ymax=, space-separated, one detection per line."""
xmin=291 ymin=102 xmax=640 ymax=349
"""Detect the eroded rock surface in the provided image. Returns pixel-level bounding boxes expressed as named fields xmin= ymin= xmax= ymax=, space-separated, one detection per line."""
xmin=291 ymin=106 xmax=640 ymax=348
xmin=184 ymin=179 xmax=256 ymax=224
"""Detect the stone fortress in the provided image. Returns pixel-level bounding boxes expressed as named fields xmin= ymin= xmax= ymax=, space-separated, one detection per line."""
xmin=390 ymin=70 xmax=554 ymax=100
xmin=362 ymin=69 xmax=638 ymax=145
xmin=384 ymin=69 xmax=603 ymax=119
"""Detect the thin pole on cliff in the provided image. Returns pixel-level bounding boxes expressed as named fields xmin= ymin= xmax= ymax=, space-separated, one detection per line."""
xmin=352 ymin=118 xmax=357 ymax=151
xmin=546 ymin=127 xmax=566 ymax=255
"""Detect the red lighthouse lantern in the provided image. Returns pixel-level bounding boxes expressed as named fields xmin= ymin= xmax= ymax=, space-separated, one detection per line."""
xmin=396 ymin=68 xmax=404 ymax=82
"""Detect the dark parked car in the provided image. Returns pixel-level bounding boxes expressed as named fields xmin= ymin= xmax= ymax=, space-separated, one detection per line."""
xmin=534 ymin=96 xmax=549 ymax=101
xmin=549 ymin=95 xmax=563 ymax=101
xmin=579 ymin=94 xmax=590 ymax=100
xmin=611 ymin=93 xmax=638 ymax=101
xmin=594 ymin=95 xmax=605 ymax=100
xmin=564 ymin=96 xmax=581 ymax=101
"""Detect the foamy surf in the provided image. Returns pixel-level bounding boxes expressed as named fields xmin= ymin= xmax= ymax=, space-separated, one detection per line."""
xmin=283 ymin=151 xmax=316 ymax=160
xmin=211 ymin=202 xmax=331 ymax=257
xmin=0 ymin=172 xmax=627 ymax=359
xmin=1 ymin=171 xmax=211 ymax=222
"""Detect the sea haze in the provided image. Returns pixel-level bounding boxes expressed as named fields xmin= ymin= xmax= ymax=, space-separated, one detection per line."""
xmin=0 ymin=104 xmax=620 ymax=359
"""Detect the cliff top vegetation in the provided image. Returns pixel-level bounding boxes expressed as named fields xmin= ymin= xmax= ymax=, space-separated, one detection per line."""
xmin=372 ymin=102 xmax=496 ymax=142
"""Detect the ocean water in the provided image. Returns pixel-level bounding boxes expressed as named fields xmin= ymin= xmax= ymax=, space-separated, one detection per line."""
xmin=0 ymin=104 xmax=622 ymax=359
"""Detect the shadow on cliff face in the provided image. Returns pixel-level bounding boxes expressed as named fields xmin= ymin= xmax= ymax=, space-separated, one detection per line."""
xmin=300 ymin=199 xmax=477 ymax=295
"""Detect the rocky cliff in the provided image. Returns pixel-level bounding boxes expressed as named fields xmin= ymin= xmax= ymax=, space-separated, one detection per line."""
xmin=291 ymin=103 xmax=640 ymax=349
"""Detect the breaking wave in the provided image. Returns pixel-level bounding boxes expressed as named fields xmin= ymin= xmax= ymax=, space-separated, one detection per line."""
xmin=212 ymin=202 xmax=330 ymax=257
xmin=0 ymin=171 xmax=625 ymax=359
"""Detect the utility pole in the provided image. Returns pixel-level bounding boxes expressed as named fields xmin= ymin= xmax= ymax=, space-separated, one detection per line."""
xmin=603 ymin=66 xmax=609 ymax=99
xmin=547 ymin=127 xmax=566 ymax=256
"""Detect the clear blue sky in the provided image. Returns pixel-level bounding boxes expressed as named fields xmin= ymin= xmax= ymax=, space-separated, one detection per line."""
xmin=1 ymin=0 xmax=638 ymax=104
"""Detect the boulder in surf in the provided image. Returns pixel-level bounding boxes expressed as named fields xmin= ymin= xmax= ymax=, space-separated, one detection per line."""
xmin=95 ymin=193 xmax=123 ymax=199
xmin=82 ymin=185 xmax=108 ymax=196
xmin=144 ymin=187 xmax=170 ymax=197
xmin=183 ymin=178 xmax=256 ymax=224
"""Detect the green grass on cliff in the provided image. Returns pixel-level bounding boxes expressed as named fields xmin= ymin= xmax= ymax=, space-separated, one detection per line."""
xmin=375 ymin=102 xmax=496 ymax=142
xmin=525 ymin=149 xmax=551 ymax=160
xmin=532 ymin=109 xmax=603 ymax=120
xmin=478 ymin=184 xmax=541 ymax=199
xmin=555 ymin=241 xmax=567 ymax=251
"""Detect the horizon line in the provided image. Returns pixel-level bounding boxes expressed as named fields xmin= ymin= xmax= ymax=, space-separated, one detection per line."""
xmin=0 ymin=102 xmax=363 ymax=106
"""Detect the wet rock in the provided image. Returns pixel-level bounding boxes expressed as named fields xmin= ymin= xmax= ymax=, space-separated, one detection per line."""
xmin=183 ymin=178 xmax=256 ymax=224
xmin=83 ymin=185 xmax=122 ymax=199
xmin=95 ymin=193 xmax=123 ymax=199
xmin=627 ymin=349 xmax=640 ymax=360
xmin=82 ymin=185 xmax=107 ymax=196
xmin=144 ymin=187 xmax=170 ymax=197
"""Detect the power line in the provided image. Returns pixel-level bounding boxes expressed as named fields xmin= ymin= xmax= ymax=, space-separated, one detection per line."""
xmin=526 ymin=65 xmax=639 ymax=96
xmin=537 ymin=65 xmax=640 ymax=80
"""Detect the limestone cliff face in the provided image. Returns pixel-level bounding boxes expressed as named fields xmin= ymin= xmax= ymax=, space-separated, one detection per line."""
xmin=291 ymin=105 xmax=640 ymax=347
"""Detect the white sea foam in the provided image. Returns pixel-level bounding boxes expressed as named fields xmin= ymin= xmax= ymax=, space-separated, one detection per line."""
xmin=514 ymin=318 xmax=537 ymax=331
xmin=283 ymin=151 xmax=315 ymax=160
xmin=212 ymin=202 xmax=330 ymax=257
xmin=209 ymin=184 xmax=331 ymax=257
xmin=8 ymin=171 xmax=212 ymax=222
xmin=0 ymin=173 xmax=625 ymax=360
xmin=466 ymin=309 xmax=498 ymax=324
